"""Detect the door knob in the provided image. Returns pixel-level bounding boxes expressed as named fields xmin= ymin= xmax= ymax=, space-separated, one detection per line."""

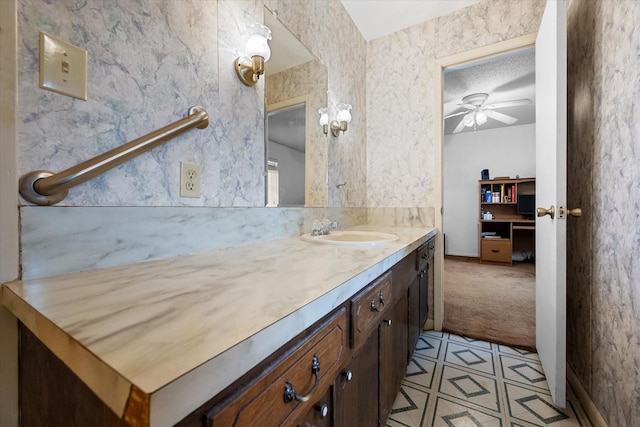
xmin=567 ymin=208 xmax=582 ymax=217
xmin=558 ymin=206 xmax=583 ymax=219
xmin=537 ymin=206 xmax=555 ymax=219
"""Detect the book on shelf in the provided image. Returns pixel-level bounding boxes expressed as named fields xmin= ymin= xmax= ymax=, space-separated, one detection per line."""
xmin=483 ymin=235 xmax=502 ymax=239
xmin=482 ymin=231 xmax=497 ymax=236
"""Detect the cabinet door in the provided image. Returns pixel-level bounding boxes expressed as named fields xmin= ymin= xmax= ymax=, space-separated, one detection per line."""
xmin=334 ymin=332 xmax=379 ymax=427
xmin=379 ymin=294 xmax=408 ymax=425
xmin=297 ymin=387 xmax=333 ymax=427
xmin=418 ymin=266 xmax=428 ymax=328
xmin=427 ymin=256 xmax=435 ymax=324
xmin=407 ymin=278 xmax=420 ymax=362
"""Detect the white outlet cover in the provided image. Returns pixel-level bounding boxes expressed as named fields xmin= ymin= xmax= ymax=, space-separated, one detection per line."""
xmin=180 ymin=162 xmax=201 ymax=198
xmin=39 ymin=32 xmax=88 ymax=100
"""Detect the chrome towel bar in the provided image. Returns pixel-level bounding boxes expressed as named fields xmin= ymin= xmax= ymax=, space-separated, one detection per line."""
xmin=19 ymin=106 xmax=209 ymax=206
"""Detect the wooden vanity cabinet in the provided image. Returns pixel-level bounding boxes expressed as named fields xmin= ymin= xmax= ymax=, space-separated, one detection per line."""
xmin=295 ymin=387 xmax=333 ymax=427
xmin=417 ymin=237 xmax=435 ymax=330
xmin=333 ymin=332 xmax=379 ymax=427
xmin=18 ymin=237 xmax=435 ymax=427
xmin=205 ymin=308 xmax=347 ymax=427
xmin=335 ymin=259 xmax=414 ymax=427
xmin=378 ymin=293 xmax=408 ymax=424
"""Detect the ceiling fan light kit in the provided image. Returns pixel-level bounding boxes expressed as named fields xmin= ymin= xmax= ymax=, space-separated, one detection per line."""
xmin=445 ymin=92 xmax=533 ymax=134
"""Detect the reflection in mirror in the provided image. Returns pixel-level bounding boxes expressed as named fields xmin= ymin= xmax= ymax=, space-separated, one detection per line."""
xmin=264 ymin=7 xmax=328 ymax=207
xmin=267 ymin=102 xmax=305 ymax=206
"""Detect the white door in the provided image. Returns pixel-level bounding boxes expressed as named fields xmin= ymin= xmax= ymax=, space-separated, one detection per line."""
xmin=535 ymin=0 xmax=568 ymax=407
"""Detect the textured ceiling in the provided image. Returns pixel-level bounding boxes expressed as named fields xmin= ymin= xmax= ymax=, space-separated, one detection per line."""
xmin=267 ymin=104 xmax=306 ymax=153
xmin=444 ymin=48 xmax=536 ymax=135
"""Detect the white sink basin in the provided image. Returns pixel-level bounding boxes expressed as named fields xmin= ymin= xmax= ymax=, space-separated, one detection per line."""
xmin=301 ymin=230 xmax=399 ymax=246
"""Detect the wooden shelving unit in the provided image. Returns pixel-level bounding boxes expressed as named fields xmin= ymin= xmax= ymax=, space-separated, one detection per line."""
xmin=479 ymin=178 xmax=536 ymax=265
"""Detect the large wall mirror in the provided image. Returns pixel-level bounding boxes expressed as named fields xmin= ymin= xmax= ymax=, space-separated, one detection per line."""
xmin=264 ymin=7 xmax=328 ymax=207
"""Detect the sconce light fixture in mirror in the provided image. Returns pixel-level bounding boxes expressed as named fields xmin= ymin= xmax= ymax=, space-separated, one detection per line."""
xmin=235 ymin=23 xmax=272 ymax=86
xmin=318 ymin=107 xmax=329 ymax=135
xmin=330 ymin=103 xmax=352 ymax=137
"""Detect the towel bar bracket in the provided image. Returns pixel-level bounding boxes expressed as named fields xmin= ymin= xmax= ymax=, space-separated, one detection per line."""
xmin=19 ymin=170 xmax=67 ymax=206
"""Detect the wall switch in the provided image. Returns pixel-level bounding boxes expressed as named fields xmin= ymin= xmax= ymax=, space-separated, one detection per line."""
xmin=180 ymin=162 xmax=201 ymax=198
xmin=39 ymin=32 xmax=88 ymax=100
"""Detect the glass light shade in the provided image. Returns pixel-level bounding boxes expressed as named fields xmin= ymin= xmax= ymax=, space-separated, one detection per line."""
xmin=336 ymin=103 xmax=352 ymax=123
xmin=318 ymin=108 xmax=329 ymax=126
xmin=245 ymin=24 xmax=272 ymax=61
xmin=463 ymin=113 xmax=475 ymax=127
xmin=475 ymin=110 xmax=488 ymax=125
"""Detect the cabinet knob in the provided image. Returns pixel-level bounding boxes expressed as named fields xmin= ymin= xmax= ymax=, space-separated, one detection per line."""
xmin=383 ymin=319 xmax=392 ymax=326
xmin=342 ymin=369 xmax=353 ymax=382
xmin=316 ymin=402 xmax=329 ymax=418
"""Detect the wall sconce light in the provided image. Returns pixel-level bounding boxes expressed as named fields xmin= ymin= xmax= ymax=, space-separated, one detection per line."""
xmin=330 ymin=103 xmax=352 ymax=137
xmin=235 ymin=23 xmax=272 ymax=86
xmin=318 ymin=107 xmax=329 ymax=135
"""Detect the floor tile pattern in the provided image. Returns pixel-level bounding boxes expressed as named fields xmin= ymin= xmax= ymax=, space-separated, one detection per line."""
xmin=387 ymin=332 xmax=592 ymax=427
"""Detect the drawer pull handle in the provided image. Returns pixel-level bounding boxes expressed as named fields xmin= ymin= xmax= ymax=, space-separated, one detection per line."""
xmin=491 ymin=249 xmax=500 ymax=253
xmin=370 ymin=291 xmax=386 ymax=312
xmin=283 ymin=354 xmax=320 ymax=403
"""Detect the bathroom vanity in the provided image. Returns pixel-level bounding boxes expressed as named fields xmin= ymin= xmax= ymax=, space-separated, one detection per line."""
xmin=3 ymin=226 xmax=436 ymax=427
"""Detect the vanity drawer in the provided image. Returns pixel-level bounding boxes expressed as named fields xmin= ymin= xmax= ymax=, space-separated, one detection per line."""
xmin=207 ymin=308 xmax=347 ymax=427
xmin=350 ymin=271 xmax=393 ymax=351
xmin=481 ymin=239 xmax=511 ymax=263
xmin=417 ymin=237 xmax=435 ymax=269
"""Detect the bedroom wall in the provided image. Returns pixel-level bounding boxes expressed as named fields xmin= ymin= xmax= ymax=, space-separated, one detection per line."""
xmin=443 ymin=123 xmax=535 ymax=257
xmin=266 ymin=141 xmax=305 ymax=206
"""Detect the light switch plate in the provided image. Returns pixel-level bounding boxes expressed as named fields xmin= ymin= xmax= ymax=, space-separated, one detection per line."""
xmin=39 ymin=32 xmax=88 ymax=100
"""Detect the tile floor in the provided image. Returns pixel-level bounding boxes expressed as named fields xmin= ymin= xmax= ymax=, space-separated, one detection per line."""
xmin=387 ymin=331 xmax=592 ymax=427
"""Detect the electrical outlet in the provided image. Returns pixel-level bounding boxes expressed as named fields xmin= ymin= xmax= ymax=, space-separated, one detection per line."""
xmin=180 ymin=162 xmax=201 ymax=198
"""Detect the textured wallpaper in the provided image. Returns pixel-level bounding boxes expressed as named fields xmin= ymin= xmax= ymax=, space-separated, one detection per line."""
xmin=17 ymin=0 xmax=366 ymax=208
xmin=567 ymin=1 xmax=640 ymax=426
xmin=366 ymin=0 xmax=545 ymax=208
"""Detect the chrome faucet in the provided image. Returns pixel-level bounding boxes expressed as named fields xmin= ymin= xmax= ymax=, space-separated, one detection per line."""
xmin=311 ymin=219 xmax=338 ymax=236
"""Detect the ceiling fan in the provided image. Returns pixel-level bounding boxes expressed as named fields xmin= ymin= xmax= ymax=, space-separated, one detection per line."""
xmin=445 ymin=93 xmax=533 ymax=134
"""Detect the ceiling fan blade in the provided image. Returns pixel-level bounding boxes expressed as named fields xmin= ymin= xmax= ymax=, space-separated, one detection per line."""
xmin=458 ymin=103 xmax=477 ymax=109
xmin=484 ymin=99 xmax=533 ymax=109
xmin=452 ymin=117 xmax=467 ymax=134
xmin=485 ymin=109 xmax=518 ymax=125
xmin=444 ymin=110 xmax=469 ymax=119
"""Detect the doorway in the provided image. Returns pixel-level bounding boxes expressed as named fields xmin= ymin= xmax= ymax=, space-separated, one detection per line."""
xmin=432 ymin=34 xmax=537 ymax=343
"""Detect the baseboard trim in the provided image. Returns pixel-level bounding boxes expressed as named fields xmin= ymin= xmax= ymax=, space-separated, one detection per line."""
xmin=444 ymin=255 xmax=479 ymax=263
xmin=567 ymin=365 xmax=608 ymax=427
xmin=423 ymin=319 xmax=434 ymax=331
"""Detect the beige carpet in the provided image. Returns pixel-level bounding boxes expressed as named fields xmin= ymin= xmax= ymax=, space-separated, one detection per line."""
xmin=443 ymin=257 xmax=536 ymax=350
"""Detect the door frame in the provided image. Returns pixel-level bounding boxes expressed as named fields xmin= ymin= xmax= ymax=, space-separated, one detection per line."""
xmin=0 ymin=2 xmax=20 ymax=427
xmin=432 ymin=33 xmax=537 ymax=331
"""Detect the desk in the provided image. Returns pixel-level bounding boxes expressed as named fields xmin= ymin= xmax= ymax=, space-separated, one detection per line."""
xmin=479 ymin=177 xmax=536 ymax=265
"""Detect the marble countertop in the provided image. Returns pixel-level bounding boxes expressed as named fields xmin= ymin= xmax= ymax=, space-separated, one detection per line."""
xmin=2 ymin=225 xmax=436 ymax=426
